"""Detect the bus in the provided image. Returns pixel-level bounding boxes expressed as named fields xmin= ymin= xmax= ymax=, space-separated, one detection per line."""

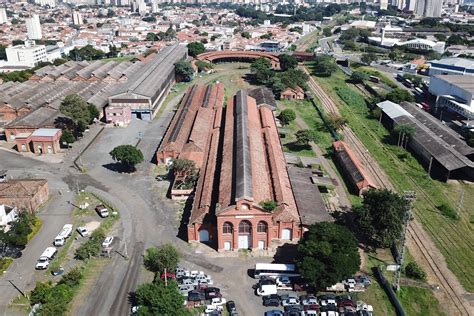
xmin=253 ymin=263 xmax=300 ymax=279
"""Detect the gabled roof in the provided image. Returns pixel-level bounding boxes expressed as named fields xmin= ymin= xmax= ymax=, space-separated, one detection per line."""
xmin=0 ymin=179 xmax=47 ymax=198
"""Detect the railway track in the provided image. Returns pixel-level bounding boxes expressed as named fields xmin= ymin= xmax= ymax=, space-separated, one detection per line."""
xmin=302 ymin=66 xmax=472 ymax=315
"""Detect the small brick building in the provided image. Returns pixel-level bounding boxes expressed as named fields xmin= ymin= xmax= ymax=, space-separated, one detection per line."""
xmin=0 ymin=179 xmax=49 ymax=212
xmin=14 ymin=128 xmax=62 ymax=154
xmin=280 ymin=86 xmax=305 ymax=100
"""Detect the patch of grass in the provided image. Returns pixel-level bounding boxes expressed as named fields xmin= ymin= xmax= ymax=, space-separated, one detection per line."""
xmin=0 ymin=257 xmax=13 ymax=274
xmin=310 ymin=66 xmax=474 ymax=291
xmin=352 ymin=66 xmax=398 ymax=88
xmin=27 ymin=217 xmax=42 ymax=241
xmin=397 ymin=286 xmax=443 ymax=316
xmin=436 ymin=204 xmax=460 ymax=220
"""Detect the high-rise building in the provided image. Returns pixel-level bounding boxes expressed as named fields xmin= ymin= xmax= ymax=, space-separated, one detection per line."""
xmin=379 ymin=0 xmax=388 ymax=10
xmin=415 ymin=0 xmax=442 ymax=17
xmin=0 ymin=8 xmax=8 ymax=24
xmin=72 ymin=11 xmax=83 ymax=25
xmin=26 ymin=15 xmax=42 ymax=40
xmin=5 ymin=41 xmax=48 ymax=67
xmin=406 ymin=0 xmax=417 ymax=11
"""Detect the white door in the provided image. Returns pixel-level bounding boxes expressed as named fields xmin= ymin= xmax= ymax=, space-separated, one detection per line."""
xmin=238 ymin=235 xmax=250 ymax=249
xmin=224 ymin=241 xmax=231 ymax=250
xmin=258 ymin=240 xmax=265 ymax=250
xmin=199 ymin=230 xmax=209 ymax=242
xmin=282 ymin=229 xmax=292 ymax=240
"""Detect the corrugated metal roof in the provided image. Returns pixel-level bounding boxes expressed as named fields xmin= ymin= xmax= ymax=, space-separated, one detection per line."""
xmin=377 ymin=100 xmax=413 ymax=119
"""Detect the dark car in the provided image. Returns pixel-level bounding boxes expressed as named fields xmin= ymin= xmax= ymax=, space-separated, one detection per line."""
xmin=263 ymin=294 xmax=280 ymax=307
xmin=227 ymin=300 xmax=237 ymax=313
xmin=284 ymin=305 xmax=304 ymax=316
xmin=205 ymin=287 xmax=222 ymax=300
xmin=265 ymin=310 xmax=283 ymax=316
xmin=187 ymin=290 xmax=204 ymax=302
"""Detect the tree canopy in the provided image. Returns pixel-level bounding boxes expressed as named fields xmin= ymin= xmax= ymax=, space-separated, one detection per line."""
xmin=295 ymin=129 xmax=317 ymax=145
xmin=135 ymin=279 xmax=189 ymax=316
xmin=278 ymin=54 xmax=298 ymax=71
xmin=354 ymin=189 xmax=410 ymax=248
xmin=350 ymin=71 xmax=369 ymax=83
xmin=297 ymin=222 xmax=360 ymax=288
xmin=109 ymin=145 xmax=144 ymax=171
xmin=187 ymin=42 xmax=205 ymax=57
xmin=175 ymin=60 xmax=194 ymax=82
xmin=312 ymin=55 xmax=338 ymax=77
xmin=385 ymin=88 xmax=415 ymax=103
xmin=143 ymin=244 xmax=180 ymax=274
xmin=250 ymin=57 xmax=274 ymax=85
xmin=360 ymin=53 xmax=378 ymax=65
xmin=59 ymin=94 xmax=91 ymax=126
xmin=278 ymin=109 xmax=296 ymax=126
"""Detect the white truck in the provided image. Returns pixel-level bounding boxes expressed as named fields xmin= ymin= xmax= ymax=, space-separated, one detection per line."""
xmin=95 ymin=204 xmax=109 ymax=218
xmin=53 ymin=224 xmax=73 ymax=246
xmin=35 ymin=247 xmax=57 ymax=270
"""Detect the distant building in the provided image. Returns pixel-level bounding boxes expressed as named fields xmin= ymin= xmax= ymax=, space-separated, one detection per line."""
xmin=415 ymin=0 xmax=442 ymax=17
xmin=0 ymin=179 xmax=49 ymax=212
xmin=428 ymin=57 xmax=474 ymax=76
xmin=380 ymin=0 xmax=389 ymax=10
xmin=280 ymin=86 xmax=305 ymax=100
xmin=26 ymin=15 xmax=42 ymax=40
xmin=429 ymin=75 xmax=474 ymax=120
xmin=0 ymin=8 xmax=7 ymax=24
xmin=5 ymin=41 xmax=48 ymax=67
xmin=400 ymin=38 xmax=445 ymax=54
xmin=14 ymin=128 xmax=62 ymax=154
xmin=72 ymin=12 xmax=83 ymax=25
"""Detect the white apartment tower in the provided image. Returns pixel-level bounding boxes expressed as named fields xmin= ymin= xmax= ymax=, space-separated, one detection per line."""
xmin=73 ymin=11 xmax=83 ymax=25
xmin=415 ymin=0 xmax=442 ymax=17
xmin=379 ymin=0 xmax=388 ymax=10
xmin=26 ymin=15 xmax=42 ymax=40
xmin=0 ymin=8 xmax=7 ymax=24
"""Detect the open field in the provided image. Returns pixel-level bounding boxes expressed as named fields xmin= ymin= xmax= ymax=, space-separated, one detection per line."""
xmin=398 ymin=286 xmax=443 ymax=316
xmin=309 ymin=65 xmax=474 ymax=292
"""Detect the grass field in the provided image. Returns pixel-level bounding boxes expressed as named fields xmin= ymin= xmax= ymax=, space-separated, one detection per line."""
xmin=308 ymin=64 xmax=474 ymax=292
xmin=398 ymin=286 xmax=443 ymax=316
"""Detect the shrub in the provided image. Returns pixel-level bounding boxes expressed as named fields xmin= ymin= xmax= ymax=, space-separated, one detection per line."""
xmin=260 ymin=200 xmax=278 ymax=212
xmin=58 ymin=267 xmax=83 ymax=288
xmin=405 ymin=261 xmax=427 ymax=281
xmin=437 ymin=204 xmax=459 ymax=220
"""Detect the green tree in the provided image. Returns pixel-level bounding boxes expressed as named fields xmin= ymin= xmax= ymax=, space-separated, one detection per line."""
xmin=59 ymin=94 xmax=91 ymax=127
xmin=278 ymin=69 xmax=309 ymax=89
xmin=350 ymin=71 xmax=369 ymax=83
xmin=278 ymin=54 xmax=298 ymax=71
xmin=60 ymin=130 xmax=75 ymax=146
xmin=354 ymin=189 xmax=410 ymax=248
xmin=58 ymin=267 xmax=83 ymax=288
xmin=135 ymin=279 xmax=188 ymax=315
xmin=323 ymin=27 xmax=332 ymax=37
xmin=195 ymin=61 xmax=213 ymax=72
xmin=146 ymin=32 xmax=158 ymax=42
xmin=250 ymin=57 xmax=274 ymax=84
xmin=30 ymin=281 xmax=53 ymax=304
xmin=0 ymin=44 xmax=6 ymax=60
xmin=295 ymin=129 xmax=316 ymax=145
xmin=297 ymin=222 xmax=360 ymax=288
xmin=393 ymin=124 xmax=416 ymax=148
xmin=404 ymin=262 xmax=427 ymax=281
xmin=175 ymin=60 xmax=194 ymax=82
xmin=143 ymin=244 xmax=180 ymax=274
xmin=87 ymin=104 xmax=100 ymax=123
xmin=386 ymin=88 xmax=415 ymax=103
xmin=313 ymin=55 xmax=337 ymax=77
xmin=259 ymin=200 xmax=277 ymax=212
xmin=241 ymin=31 xmax=251 ymax=39
xmin=361 ymin=53 xmax=378 ymax=65
xmin=278 ymin=109 xmax=296 ymax=126
xmin=327 ymin=113 xmax=347 ymax=131
xmin=187 ymin=42 xmax=205 ymax=57
xmin=109 ymin=145 xmax=144 ymax=171
xmin=343 ymin=40 xmax=358 ymax=51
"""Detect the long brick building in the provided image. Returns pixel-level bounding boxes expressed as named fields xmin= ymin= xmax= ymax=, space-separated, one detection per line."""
xmin=158 ymin=85 xmax=303 ymax=251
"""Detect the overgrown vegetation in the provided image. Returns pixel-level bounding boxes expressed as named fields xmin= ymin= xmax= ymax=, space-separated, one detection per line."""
xmin=436 ymin=204 xmax=459 ymax=220
xmin=404 ymin=261 xmax=427 ymax=281
xmin=0 ymin=212 xmax=40 ymax=255
xmin=259 ymin=200 xmax=278 ymax=212
xmin=74 ymin=228 xmax=105 ymax=260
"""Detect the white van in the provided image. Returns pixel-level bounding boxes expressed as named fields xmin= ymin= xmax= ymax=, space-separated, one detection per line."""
xmin=53 ymin=224 xmax=73 ymax=246
xmin=35 ymin=247 xmax=57 ymax=270
xmin=256 ymin=284 xmax=277 ymax=296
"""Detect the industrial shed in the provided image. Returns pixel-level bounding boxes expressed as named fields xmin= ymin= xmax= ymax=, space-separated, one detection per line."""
xmin=376 ymin=101 xmax=474 ymax=181
xmin=107 ymin=44 xmax=187 ymax=121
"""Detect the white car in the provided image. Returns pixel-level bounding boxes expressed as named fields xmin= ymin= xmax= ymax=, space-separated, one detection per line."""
xmin=282 ymin=297 xmax=300 ymax=307
xmin=35 ymin=257 xmax=50 ymax=270
xmin=211 ymin=297 xmax=226 ymax=306
xmin=77 ymin=226 xmax=89 ymax=237
xmin=205 ymin=305 xmax=223 ymax=313
xmin=180 ymin=279 xmax=194 ymax=287
xmin=102 ymin=236 xmax=114 ymax=248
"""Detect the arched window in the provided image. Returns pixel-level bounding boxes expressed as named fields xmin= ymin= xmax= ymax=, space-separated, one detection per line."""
xmin=239 ymin=220 xmax=252 ymax=234
xmin=257 ymin=221 xmax=268 ymax=233
xmin=223 ymin=222 xmax=233 ymax=234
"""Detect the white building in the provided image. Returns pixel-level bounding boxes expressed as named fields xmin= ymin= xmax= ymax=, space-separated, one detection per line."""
xmin=73 ymin=11 xmax=83 ymax=25
xmin=429 ymin=75 xmax=474 ymax=119
xmin=415 ymin=0 xmax=442 ymax=17
xmin=26 ymin=15 xmax=42 ymax=40
xmin=429 ymin=57 xmax=474 ymax=76
xmin=5 ymin=41 xmax=48 ymax=67
xmin=0 ymin=204 xmax=18 ymax=232
xmin=400 ymin=38 xmax=445 ymax=54
xmin=0 ymin=8 xmax=7 ymax=24
xmin=36 ymin=0 xmax=56 ymax=6
xmin=379 ymin=0 xmax=389 ymax=10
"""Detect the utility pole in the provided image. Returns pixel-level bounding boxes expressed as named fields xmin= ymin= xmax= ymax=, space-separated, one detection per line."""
xmin=394 ymin=190 xmax=416 ymax=292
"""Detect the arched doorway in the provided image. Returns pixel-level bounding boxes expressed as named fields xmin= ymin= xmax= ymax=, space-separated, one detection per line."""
xmin=238 ymin=220 xmax=252 ymax=249
xmin=199 ymin=229 xmax=209 ymax=242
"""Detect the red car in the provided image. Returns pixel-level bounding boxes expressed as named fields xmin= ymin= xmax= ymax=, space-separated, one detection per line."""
xmin=160 ymin=272 xmax=176 ymax=279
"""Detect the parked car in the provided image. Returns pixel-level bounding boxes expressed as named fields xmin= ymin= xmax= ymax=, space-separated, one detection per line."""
xmin=205 ymin=287 xmax=221 ymax=300
xmin=276 ymin=276 xmax=292 ymax=287
xmin=301 ymin=295 xmax=318 ymax=306
xmin=355 ymin=275 xmax=371 ymax=286
xmin=35 ymin=247 xmax=57 ymax=270
xmin=282 ymin=297 xmax=300 ymax=307
xmin=211 ymin=297 xmax=226 ymax=307
xmin=284 ymin=305 xmax=303 ymax=315
xmin=205 ymin=304 xmax=223 ymax=313
xmin=53 ymin=224 xmax=73 ymax=246
xmin=181 ymin=279 xmax=194 ymax=287
xmin=76 ymin=226 xmax=89 ymax=237
xmin=263 ymin=294 xmax=280 ymax=307
xmin=160 ymin=272 xmax=176 ymax=279
xmin=187 ymin=290 xmax=204 ymax=302
xmin=265 ymin=311 xmax=284 ymax=316
xmin=101 ymin=236 xmax=114 ymax=248
xmin=226 ymin=300 xmax=237 ymax=313
xmin=178 ymin=284 xmax=193 ymax=296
